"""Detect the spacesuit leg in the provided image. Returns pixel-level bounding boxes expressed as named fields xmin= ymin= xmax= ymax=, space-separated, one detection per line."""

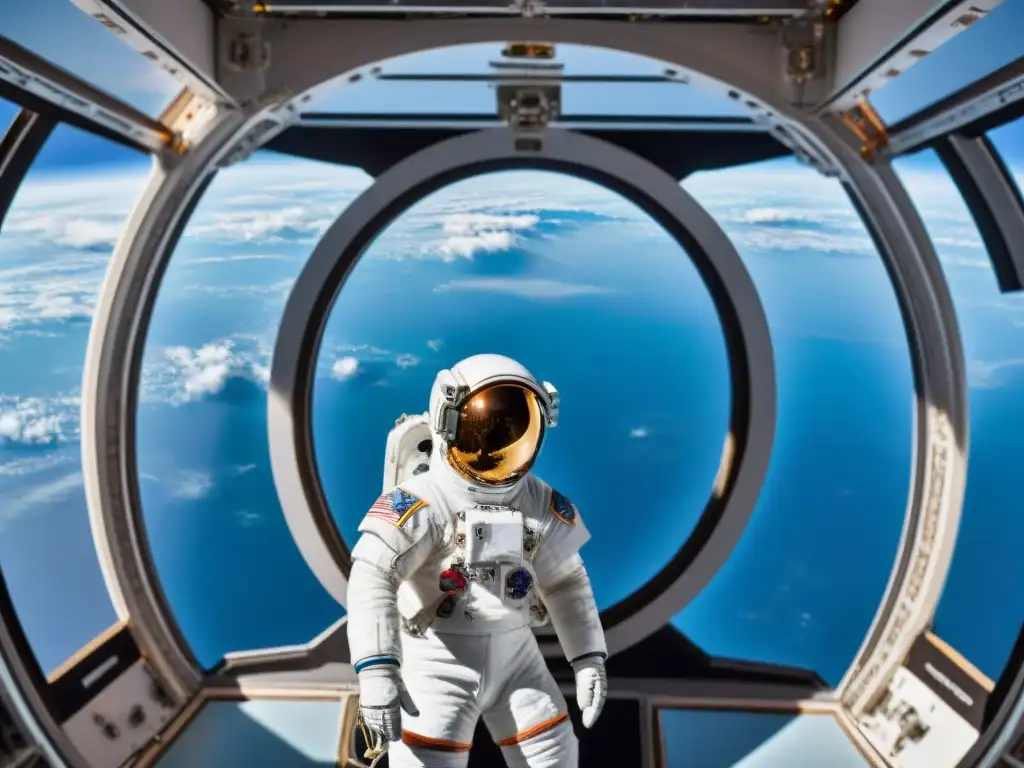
xmin=481 ymin=629 xmax=579 ymax=768
xmin=386 ymin=630 xmax=484 ymax=768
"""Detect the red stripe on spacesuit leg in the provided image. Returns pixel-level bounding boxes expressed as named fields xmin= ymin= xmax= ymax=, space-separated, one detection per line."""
xmin=401 ymin=731 xmax=473 ymax=752
xmin=494 ymin=712 xmax=569 ymax=746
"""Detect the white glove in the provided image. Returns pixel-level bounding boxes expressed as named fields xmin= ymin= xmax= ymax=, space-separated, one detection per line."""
xmin=571 ymin=656 xmax=607 ymax=729
xmin=358 ymin=664 xmax=419 ymax=743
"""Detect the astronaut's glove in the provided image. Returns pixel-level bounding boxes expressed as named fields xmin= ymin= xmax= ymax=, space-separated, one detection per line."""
xmin=358 ymin=664 xmax=419 ymax=743
xmin=571 ymin=655 xmax=608 ymax=729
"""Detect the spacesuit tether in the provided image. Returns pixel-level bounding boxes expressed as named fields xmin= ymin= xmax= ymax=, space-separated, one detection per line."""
xmin=348 ymin=354 xmax=608 ymax=767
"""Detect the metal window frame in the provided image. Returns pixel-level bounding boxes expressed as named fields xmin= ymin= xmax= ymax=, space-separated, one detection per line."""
xmin=233 ymin=0 xmax=818 ymax=17
xmin=265 ymin=125 xmax=777 ymax=655
xmin=0 ymin=0 xmax=1015 ymax=762
xmin=75 ymin=22 xmax=971 ymax=753
xmin=822 ymin=0 xmax=1007 ymax=117
xmin=0 ymin=109 xmax=85 ymax=768
xmin=884 ymin=55 xmax=1024 ymax=158
xmin=935 ymin=133 xmax=1024 ymax=293
xmin=70 ymin=0 xmax=232 ymax=106
xmin=0 ymin=34 xmax=178 ymax=155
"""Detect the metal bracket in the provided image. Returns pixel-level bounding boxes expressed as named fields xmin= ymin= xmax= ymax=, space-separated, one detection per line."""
xmin=511 ymin=0 xmax=547 ymax=18
xmin=838 ymin=99 xmax=889 ymax=160
xmin=498 ymin=85 xmax=560 ymax=131
xmin=780 ymin=15 xmax=829 ymax=107
xmin=159 ymin=91 xmax=221 ymax=156
xmin=225 ymin=31 xmax=270 ymax=74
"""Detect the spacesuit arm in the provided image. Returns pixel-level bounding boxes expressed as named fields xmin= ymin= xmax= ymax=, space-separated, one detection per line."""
xmin=347 ymin=490 xmax=439 ymax=669
xmin=537 ymin=553 xmax=607 ymax=663
xmin=533 ymin=502 xmax=607 ymax=663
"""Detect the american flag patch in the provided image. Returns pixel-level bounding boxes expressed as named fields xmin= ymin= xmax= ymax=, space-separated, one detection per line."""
xmin=367 ymin=488 xmax=427 ymax=528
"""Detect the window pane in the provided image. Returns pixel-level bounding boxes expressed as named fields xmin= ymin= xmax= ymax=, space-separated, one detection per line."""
xmin=678 ymin=158 xmax=913 ymax=685
xmin=379 ymin=42 xmax=674 ymax=76
xmin=312 ymin=171 xmax=732 ymax=612
xmin=660 ymin=710 xmax=869 ymax=767
xmin=138 ymin=154 xmax=371 ymax=668
xmin=4 ymin=0 xmax=182 ymax=116
xmin=307 ymin=79 xmax=744 ymax=119
xmin=307 ymin=44 xmax=746 ymax=118
xmin=0 ymin=115 xmax=149 ymax=674
xmin=894 ymin=149 xmax=1024 ymax=681
xmin=870 ymin=0 xmax=1024 ymax=126
xmin=155 ymin=699 xmax=345 ymax=767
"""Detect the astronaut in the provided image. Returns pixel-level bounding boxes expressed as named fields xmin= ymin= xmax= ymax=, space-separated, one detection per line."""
xmin=347 ymin=353 xmax=608 ymax=767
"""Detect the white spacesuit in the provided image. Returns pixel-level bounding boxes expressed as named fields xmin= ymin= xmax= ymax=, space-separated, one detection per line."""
xmin=347 ymin=354 xmax=608 ymax=768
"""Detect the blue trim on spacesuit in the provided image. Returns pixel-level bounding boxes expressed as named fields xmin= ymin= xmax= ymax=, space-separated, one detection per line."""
xmin=354 ymin=655 xmax=400 ymax=673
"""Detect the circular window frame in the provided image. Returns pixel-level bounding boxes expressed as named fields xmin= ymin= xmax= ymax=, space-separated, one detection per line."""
xmin=267 ymin=126 xmax=776 ymax=656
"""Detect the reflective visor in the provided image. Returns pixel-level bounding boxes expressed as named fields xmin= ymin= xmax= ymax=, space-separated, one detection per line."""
xmin=446 ymin=384 xmax=545 ymax=486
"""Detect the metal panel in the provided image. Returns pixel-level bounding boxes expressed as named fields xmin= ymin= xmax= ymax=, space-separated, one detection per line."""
xmin=220 ymin=17 xmax=795 ymax=108
xmin=935 ymin=134 xmax=1024 ymax=293
xmin=69 ymin=0 xmax=227 ymax=104
xmin=0 ymin=36 xmax=173 ymax=154
xmin=241 ymin=0 xmax=813 ymax=16
xmin=264 ymin=122 xmax=788 ymax=177
xmin=826 ymin=0 xmax=1005 ymax=114
xmin=886 ymin=56 xmax=1024 ymax=156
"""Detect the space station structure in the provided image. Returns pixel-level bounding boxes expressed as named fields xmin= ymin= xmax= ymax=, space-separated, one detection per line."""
xmin=0 ymin=0 xmax=1022 ymax=766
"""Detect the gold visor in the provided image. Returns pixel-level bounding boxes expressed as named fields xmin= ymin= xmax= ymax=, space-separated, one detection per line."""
xmin=446 ymin=384 xmax=545 ymax=486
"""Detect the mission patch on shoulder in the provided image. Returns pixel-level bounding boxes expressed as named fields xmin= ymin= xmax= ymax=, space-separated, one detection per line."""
xmin=367 ymin=487 xmax=427 ymax=528
xmin=549 ymin=489 xmax=577 ymax=525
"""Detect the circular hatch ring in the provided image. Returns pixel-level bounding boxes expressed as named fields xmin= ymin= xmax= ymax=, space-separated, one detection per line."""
xmin=267 ymin=125 xmax=777 ymax=657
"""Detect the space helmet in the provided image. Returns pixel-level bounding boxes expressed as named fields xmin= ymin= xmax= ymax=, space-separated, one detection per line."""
xmin=429 ymin=354 xmax=559 ymax=488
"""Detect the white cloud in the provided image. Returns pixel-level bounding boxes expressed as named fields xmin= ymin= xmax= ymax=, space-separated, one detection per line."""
xmin=725 ymin=227 xmax=876 ymax=255
xmin=186 ymin=254 xmax=289 ymax=265
xmin=187 ymin=205 xmax=336 ymax=246
xmin=733 ymin=207 xmax=824 ymax=225
xmin=427 ymin=339 xmax=444 ymax=352
xmin=332 ymin=356 xmax=360 ymax=381
xmin=684 ymin=163 xmax=993 ymax=262
xmin=3 ymin=170 xmax=146 ymax=250
xmin=434 ymin=278 xmax=611 ymax=300
xmin=178 ymin=162 xmax=370 ymax=247
xmin=0 ymin=256 xmax=106 ymax=333
xmin=0 ymin=395 xmax=78 ymax=445
xmin=174 ymin=471 xmax=214 ymax=500
xmin=148 ymin=340 xmax=268 ymax=405
xmin=236 ymin=510 xmax=263 ymax=527
xmin=968 ymin=358 xmax=1024 ymax=390
xmin=0 ymin=472 xmax=84 ymax=527
xmin=424 ymin=213 xmax=540 ymax=261
xmin=396 ymin=354 xmax=420 ymax=369
xmin=0 ymin=452 xmax=75 ymax=478
xmin=140 ymin=335 xmax=422 ymax=403
xmin=165 ymin=343 xmax=233 ymax=399
xmin=630 ymin=427 xmax=649 ymax=439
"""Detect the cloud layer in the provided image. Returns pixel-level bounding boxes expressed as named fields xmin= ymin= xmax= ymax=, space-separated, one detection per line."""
xmin=2 ymin=155 xmax=1024 ymax=500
